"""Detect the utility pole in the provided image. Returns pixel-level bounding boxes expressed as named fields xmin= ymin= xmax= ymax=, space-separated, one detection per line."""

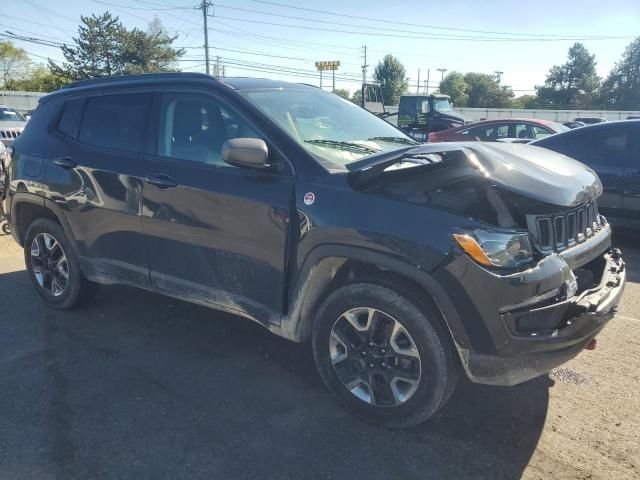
xmin=198 ymin=0 xmax=212 ymax=75
xmin=417 ymin=69 xmax=421 ymax=94
xmin=361 ymin=45 xmax=368 ymax=86
xmin=426 ymin=69 xmax=430 ymax=95
xmin=332 ymin=68 xmax=335 ymax=92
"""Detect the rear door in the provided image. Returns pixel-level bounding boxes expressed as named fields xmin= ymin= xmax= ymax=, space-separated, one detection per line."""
xmin=44 ymin=93 xmax=151 ymax=285
xmin=140 ymin=90 xmax=294 ymax=319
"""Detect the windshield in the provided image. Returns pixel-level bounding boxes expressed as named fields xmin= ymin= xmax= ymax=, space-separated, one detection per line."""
xmin=0 ymin=107 xmax=26 ymax=122
xmin=242 ymin=88 xmax=419 ymax=170
xmin=433 ymin=99 xmax=452 ymax=113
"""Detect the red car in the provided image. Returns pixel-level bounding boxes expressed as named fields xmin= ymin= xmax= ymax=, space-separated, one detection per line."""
xmin=428 ymin=118 xmax=569 ymax=143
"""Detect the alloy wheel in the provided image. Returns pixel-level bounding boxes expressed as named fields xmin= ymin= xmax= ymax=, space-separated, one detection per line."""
xmin=329 ymin=307 xmax=421 ymax=407
xmin=30 ymin=232 xmax=69 ymax=297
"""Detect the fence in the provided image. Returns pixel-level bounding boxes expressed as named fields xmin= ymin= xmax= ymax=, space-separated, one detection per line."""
xmin=0 ymin=91 xmax=47 ymax=112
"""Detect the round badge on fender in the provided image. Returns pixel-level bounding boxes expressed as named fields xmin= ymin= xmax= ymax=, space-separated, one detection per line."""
xmin=304 ymin=192 xmax=315 ymax=205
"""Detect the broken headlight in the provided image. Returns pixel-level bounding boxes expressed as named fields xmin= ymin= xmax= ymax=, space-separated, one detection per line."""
xmin=453 ymin=229 xmax=533 ymax=268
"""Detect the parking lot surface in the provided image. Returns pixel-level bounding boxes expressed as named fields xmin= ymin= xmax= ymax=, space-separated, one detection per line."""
xmin=0 ymin=230 xmax=639 ymax=480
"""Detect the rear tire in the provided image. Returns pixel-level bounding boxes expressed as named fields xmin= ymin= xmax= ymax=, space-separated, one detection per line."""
xmin=312 ymin=281 xmax=458 ymax=428
xmin=2 ymin=223 xmax=9 ymax=235
xmin=24 ymin=218 xmax=92 ymax=309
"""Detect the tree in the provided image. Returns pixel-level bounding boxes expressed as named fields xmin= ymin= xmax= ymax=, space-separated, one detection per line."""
xmin=332 ymin=88 xmax=351 ymax=100
xmin=601 ymin=37 xmax=640 ymax=109
xmin=50 ymin=12 xmax=184 ymax=81
xmin=0 ymin=41 xmax=31 ymax=87
xmin=120 ymin=17 xmax=184 ymax=74
xmin=438 ymin=71 xmax=469 ymax=107
xmin=511 ymin=94 xmax=538 ymax=109
xmin=536 ymin=43 xmax=601 ymax=107
xmin=351 ymin=89 xmax=362 ymax=106
xmin=373 ymin=54 xmax=407 ymax=105
xmin=50 ymin=12 xmax=124 ymax=80
xmin=5 ymin=65 xmax=70 ymax=92
xmin=463 ymin=72 xmax=514 ymax=108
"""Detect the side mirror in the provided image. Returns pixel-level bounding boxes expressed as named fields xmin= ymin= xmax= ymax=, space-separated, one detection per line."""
xmin=222 ymin=138 xmax=269 ymax=169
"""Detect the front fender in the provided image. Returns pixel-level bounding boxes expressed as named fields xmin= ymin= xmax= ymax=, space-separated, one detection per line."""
xmin=281 ymin=244 xmax=472 ymax=352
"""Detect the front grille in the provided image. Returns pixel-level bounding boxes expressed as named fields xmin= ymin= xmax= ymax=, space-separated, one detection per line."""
xmin=527 ymin=201 xmax=604 ymax=253
xmin=0 ymin=129 xmax=21 ymax=139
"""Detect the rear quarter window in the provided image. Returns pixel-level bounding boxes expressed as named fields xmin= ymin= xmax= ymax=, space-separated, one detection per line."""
xmin=57 ymin=98 xmax=85 ymax=138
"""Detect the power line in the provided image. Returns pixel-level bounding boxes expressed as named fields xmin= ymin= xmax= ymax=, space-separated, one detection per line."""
xmin=212 ymin=15 xmax=632 ymax=42
xmin=247 ymin=0 xmax=632 ymax=39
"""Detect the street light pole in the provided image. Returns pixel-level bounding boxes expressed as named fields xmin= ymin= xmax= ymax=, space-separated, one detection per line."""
xmin=494 ymin=71 xmax=504 ymax=83
xmin=437 ymin=68 xmax=447 ymax=81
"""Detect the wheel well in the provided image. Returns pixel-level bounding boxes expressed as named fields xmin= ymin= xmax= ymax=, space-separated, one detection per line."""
xmin=290 ymin=257 xmax=450 ymax=344
xmin=14 ymin=202 xmax=60 ymax=246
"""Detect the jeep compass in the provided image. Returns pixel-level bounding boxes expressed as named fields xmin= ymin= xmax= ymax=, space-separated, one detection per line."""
xmin=3 ymin=73 xmax=626 ymax=427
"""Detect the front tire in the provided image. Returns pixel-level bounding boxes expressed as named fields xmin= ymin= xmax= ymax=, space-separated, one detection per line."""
xmin=24 ymin=218 xmax=91 ymax=309
xmin=312 ymin=281 xmax=458 ymax=428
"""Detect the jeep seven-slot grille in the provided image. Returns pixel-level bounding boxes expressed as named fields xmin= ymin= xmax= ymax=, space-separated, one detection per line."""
xmin=0 ymin=129 xmax=21 ymax=139
xmin=526 ymin=201 xmax=604 ymax=253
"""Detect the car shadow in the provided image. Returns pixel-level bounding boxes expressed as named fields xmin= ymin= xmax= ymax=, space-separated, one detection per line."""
xmin=0 ymin=270 xmax=549 ymax=480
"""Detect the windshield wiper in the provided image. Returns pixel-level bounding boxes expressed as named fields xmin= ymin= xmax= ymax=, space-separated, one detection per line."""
xmin=304 ymin=139 xmax=381 ymax=154
xmin=367 ymin=136 xmax=420 ymax=146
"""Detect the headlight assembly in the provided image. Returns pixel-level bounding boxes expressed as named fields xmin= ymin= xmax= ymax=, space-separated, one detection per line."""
xmin=453 ymin=229 xmax=533 ymax=268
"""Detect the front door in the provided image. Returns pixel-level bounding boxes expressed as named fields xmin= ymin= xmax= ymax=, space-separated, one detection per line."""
xmin=141 ymin=91 xmax=294 ymax=321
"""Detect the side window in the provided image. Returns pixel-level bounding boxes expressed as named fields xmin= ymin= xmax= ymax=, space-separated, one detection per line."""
xmin=532 ymin=125 xmax=553 ymax=139
xmin=562 ymin=128 xmax=630 ymax=167
xmin=57 ymin=98 xmax=84 ymax=138
xmin=78 ymin=94 xmax=150 ymax=153
xmin=514 ymin=123 xmax=531 ymax=139
xmin=158 ymin=94 xmax=261 ymax=167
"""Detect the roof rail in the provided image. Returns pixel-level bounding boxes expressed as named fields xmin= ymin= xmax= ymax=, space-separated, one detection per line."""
xmin=63 ymin=72 xmax=215 ymax=89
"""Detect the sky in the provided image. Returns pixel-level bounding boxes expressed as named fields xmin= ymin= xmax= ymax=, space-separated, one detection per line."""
xmin=2 ymin=0 xmax=639 ymax=96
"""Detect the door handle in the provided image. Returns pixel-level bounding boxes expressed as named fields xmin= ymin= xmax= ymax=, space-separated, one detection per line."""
xmin=144 ymin=174 xmax=178 ymax=189
xmin=52 ymin=157 xmax=77 ymax=169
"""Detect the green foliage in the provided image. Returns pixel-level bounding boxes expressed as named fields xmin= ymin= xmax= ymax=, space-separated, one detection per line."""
xmin=438 ymin=71 xmax=469 ymax=107
xmin=536 ymin=43 xmax=601 ymax=107
xmin=5 ymin=65 xmax=70 ymax=92
xmin=351 ymin=89 xmax=362 ymax=106
xmin=0 ymin=41 xmax=30 ymax=87
xmin=50 ymin=12 xmax=184 ymax=81
xmin=463 ymin=72 xmax=514 ymax=108
xmin=332 ymin=88 xmax=351 ymax=100
xmin=601 ymin=37 xmax=640 ymax=109
xmin=512 ymin=95 xmax=538 ymax=109
xmin=373 ymin=54 xmax=408 ymax=105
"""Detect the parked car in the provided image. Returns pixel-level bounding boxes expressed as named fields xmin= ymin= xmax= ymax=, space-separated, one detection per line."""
xmin=532 ymin=120 xmax=640 ymax=228
xmin=428 ymin=118 xmax=569 ymax=143
xmin=563 ymin=121 xmax=586 ymax=129
xmin=0 ymin=106 xmax=27 ymax=147
xmin=397 ymin=94 xmax=466 ymax=140
xmin=574 ymin=117 xmax=607 ymax=124
xmin=5 ymin=73 xmax=625 ymax=427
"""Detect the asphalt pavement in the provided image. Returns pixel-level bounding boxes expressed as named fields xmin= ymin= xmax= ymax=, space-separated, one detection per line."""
xmin=0 ymin=230 xmax=638 ymax=480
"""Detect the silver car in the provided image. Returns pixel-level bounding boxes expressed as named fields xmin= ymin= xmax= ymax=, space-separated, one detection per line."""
xmin=0 ymin=106 xmax=27 ymax=147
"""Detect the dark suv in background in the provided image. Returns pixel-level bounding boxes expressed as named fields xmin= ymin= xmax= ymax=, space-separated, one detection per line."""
xmin=3 ymin=73 xmax=626 ymax=427
xmin=532 ymin=120 xmax=640 ymax=228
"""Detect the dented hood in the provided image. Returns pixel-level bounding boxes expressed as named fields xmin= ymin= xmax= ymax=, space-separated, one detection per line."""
xmin=349 ymin=142 xmax=602 ymax=207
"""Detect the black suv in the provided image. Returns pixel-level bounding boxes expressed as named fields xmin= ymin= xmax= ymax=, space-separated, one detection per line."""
xmin=3 ymin=74 xmax=626 ymax=427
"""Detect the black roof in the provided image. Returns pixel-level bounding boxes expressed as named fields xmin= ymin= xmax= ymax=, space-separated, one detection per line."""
xmin=40 ymin=73 xmax=317 ymax=103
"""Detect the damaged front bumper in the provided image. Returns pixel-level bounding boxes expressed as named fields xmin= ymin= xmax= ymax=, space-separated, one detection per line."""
xmin=441 ymin=227 xmax=626 ymax=386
